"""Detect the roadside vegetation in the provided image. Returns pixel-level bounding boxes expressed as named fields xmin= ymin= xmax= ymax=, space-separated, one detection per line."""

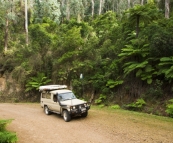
xmin=0 ymin=119 xmax=17 ymax=143
xmin=0 ymin=1 xmax=173 ymax=118
xmin=91 ymin=105 xmax=173 ymax=137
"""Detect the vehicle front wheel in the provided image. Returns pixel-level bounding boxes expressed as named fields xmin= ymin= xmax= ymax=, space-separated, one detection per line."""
xmin=81 ymin=111 xmax=88 ymax=117
xmin=63 ymin=110 xmax=71 ymax=122
xmin=44 ymin=106 xmax=51 ymax=115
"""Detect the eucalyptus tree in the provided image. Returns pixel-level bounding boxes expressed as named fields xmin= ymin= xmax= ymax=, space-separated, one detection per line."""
xmin=33 ymin=0 xmax=61 ymax=23
xmin=156 ymin=0 xmax=173 ymax=18
xmin=165 ymin=0 xmax=170 ymax=18
xmin=59 ymin=0 xmax=66 ymax=22
xmin=70 ymin=0 xmax=85 ymax=22
xmin=128 ymin=0 xmax=131 ymax=8
xmin=59 ymin=0 xmax=86 ymax=22
xmin=51 ymin=20 xmax=94 ymax=87
xmin=25 ymin=0 xmax=28 ymax=45
xmin=0 ymin=0 xmax=19 ymax=52
xmin=91 ymin=0 xmax=94 ymax=17
xmin=98 ymin=0 xmax=105 ymax=15
xmin=66 ymin=0 xmax=70 ymax=20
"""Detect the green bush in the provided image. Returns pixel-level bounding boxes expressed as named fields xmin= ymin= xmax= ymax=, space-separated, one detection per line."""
xmin=146 ymin=80 xmax=163 ymax=98
xmin=0 ymin=119 xmax=17 ymax=143
xmin=0 ymin=131 xmax=17 ymax=143
xmin=95 ymin=94 xmax=107 ymax=104
xmin=98 ymin=104 xmax=105 ymax=108
xmin=165 ymin=99 xmax=173 ymax=117
xmin=110 ymin=104 xmax=120 ymax=109
xmin=126 ymin=98 xmax=146 ymax=111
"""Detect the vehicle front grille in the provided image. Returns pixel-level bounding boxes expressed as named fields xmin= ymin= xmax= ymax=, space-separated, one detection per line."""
xmin=75 ymin=104 xmax=84 ymax=110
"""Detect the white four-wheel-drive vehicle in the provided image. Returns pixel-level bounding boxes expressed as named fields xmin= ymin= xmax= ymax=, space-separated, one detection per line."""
xmin=39 ymin=85 xmax=90 ymax=122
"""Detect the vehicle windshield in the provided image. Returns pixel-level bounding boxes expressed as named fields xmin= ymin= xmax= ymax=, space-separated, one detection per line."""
xmin=58 ymin=92 xmax=76 ymax=101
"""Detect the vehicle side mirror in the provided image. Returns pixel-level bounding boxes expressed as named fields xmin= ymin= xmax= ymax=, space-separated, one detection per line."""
xmin=53 ymin=96 xmax=57 ymax=102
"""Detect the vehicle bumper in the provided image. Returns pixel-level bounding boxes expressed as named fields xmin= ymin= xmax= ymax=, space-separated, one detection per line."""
xmin=69 ymin=106 xmax=90 ymax=115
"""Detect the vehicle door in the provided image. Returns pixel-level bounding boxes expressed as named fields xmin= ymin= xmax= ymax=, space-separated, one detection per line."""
xmin=51 ymin=94 xmax=61 ymax=112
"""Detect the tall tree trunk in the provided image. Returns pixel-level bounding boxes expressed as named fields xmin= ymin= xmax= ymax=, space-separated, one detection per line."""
xmin=4 ymin=17 xmax=9 ymax=52
xmin=77 ymin=13 xmax=81 ymax=23
xmin=20 ymin=0 xmax=23 ymax=6
xmin=66 ymin=0 xmax=70 ymax=21
xmin=128 ymin=0 xmax=131 ymax=8
xmin=91 ymin=0 xmax=94 ymax=18
xmin=99 ymin=0 xmax=105 ymax=15
xmin=165 ymin=0 xmax=170 ymax=19
xmin=99 ymin=0 xmax=102 ymax=15
xmin=136 ymin=15 xmax=140 ymax=38
xmin=112 ymin=0 xmax=115 ymax=12
xmin=60 ymin=0 xmax=65 ymax=23
xmin=141 ymin=0 xmax=144 ymax=5
xmin=25 ymin=0 xmax=28 ymax=45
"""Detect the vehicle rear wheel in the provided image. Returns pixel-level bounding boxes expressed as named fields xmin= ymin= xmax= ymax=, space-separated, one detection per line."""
xmin=63 ymin=110 xmax=71 ymax=122
xmin=44 ymin=106 xmax=51 ymax=115
xmin=81 ymin=111 xmax=88 ymax=117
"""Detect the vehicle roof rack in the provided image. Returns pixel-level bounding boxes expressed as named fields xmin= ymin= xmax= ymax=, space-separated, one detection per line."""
xmin=39 ymin=85 xmax=67 ymax=91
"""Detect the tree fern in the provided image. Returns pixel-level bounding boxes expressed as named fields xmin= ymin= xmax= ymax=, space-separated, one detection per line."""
xmin=25 ymin=72 xmax=51 ymax=92
xmin=106 ymin=79 xmax=124 ymax=88
xmin=158 ymin=57 xmax=173 ymax=80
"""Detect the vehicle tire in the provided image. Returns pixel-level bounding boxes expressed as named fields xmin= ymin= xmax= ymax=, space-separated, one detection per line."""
xmin=44 ymin=106 xmax=51 ymax=115
xmin=81 ymin=111 xmax=88 ymax=117
xmin=63 ymin=110 xmax=71 ymax=122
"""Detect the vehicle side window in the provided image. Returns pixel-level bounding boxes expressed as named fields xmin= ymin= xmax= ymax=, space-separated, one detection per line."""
xmin=42 ymin=93 xmax=46 ymax=98
xmin=46 ymin=93 xmax=51 ymax=99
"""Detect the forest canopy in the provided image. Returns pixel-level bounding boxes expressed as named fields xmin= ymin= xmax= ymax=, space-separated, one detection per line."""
xmin=0 ymin=0 xmax=173 ymax=116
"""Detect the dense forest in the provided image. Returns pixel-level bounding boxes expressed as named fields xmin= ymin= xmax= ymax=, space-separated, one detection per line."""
xmin=0 ymin=0 xmax=173 ymax=117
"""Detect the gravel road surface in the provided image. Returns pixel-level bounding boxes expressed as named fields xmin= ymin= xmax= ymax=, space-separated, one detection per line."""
xmin=0 ymin=103 xmax=173 ymax=143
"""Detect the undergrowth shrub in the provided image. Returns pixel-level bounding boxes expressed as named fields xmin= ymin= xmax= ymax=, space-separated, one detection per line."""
xmin=110 ymin=104 xmax=120 ymax=109
xmin=126 ymin=98 xmax=146 ymax=111
xmin=165 ymin=99 xmax=173 ymax=117
xmin=146 ymin=80 xmax=163 ymax=98
xmin=0 ymin=119 xmax=17 ymax=143
xmin=95 ymin=94 xmax=107 ymax=105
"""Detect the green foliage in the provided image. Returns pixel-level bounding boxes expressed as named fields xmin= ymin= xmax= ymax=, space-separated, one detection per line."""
xmin=0 ymin=119 xmax=17 ymax=143
xmin=146 ymin=80 xmax=163 ymax=97
xmin=0 ymin=131 xmax=17 ymax=143
xmin=106 ymin=80 xmax=124 ymax=88
xmin=95 ymin=94 xmax=107 ymax=104
xmin=124 ymin=3 xmax=160 ymax=37
xmin=1 ymin=1 xmax=173 ymax=114
xmin=62 ymin=26 xmax=84 ymax=50
xmin=126 ymin=98 xmax=146 ymax=111
xmin=25 ymin=72 xmax=51 ymax=92
xmin=98 ymin=104 xmax=105 ymax=108
xmin=92 ymin=11 xmax=118 ymax=34
xmin=158 ymin=57 xmax=173 ymax=81
xmin=165 ymin=99 xmax=173 ymax=117
xmin=33 ymin=0 xmax=61 ymax=23
xmin=0 ymin=120 xmax=11 ymax=131
xmin=146 ymin=22 xmax=173 ymax=58
xmin=110 ymin=104 xmax=121 ymax=109
xmin=29 ymin=22 xmax=56 ymax=48
xmin=118 ymin=38 xmax=156 ymax=84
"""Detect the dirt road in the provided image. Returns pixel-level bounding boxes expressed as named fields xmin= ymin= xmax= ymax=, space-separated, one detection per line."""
xmin=0 ymin=103 xmax=173 ymax=143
